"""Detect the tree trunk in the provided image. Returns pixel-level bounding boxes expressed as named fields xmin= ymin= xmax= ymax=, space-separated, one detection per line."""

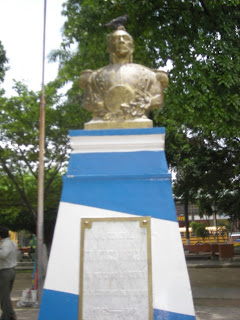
xmin=184 ymin=196 xmax=190 ymax=245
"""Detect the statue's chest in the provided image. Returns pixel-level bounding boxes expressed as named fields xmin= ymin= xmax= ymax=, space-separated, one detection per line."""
xmin=93 ymin=64 xmax=152 ymax=93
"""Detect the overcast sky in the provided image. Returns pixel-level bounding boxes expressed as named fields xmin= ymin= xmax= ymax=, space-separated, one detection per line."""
xmin=0 ymin=0 xmax=65 ymax=96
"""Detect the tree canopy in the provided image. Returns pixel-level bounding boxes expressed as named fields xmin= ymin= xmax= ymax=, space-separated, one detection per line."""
xmin=55 ymin=0 xmax=240 ymax=140
xmin=55 ymin=0 xmax=240 ymax=225
xmin=0 ymin=80 xmax=90 ymax=246
xmin=0 ymin=40 xmax=8 ymax=83
xmin=56 ymin=0 xmax=239 ymax=136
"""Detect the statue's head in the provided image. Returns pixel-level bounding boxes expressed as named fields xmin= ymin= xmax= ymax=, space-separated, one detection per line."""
xmin=107 ymin=26 xmax=134 ymax=63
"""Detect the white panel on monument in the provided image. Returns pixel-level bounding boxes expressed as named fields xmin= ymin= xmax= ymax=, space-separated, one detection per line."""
xmin=79 ymin=217 xmax=153 ymax=320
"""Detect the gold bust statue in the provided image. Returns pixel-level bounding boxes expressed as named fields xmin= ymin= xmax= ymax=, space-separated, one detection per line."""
xmin=79 ymin=26 xmax=168 ymax=129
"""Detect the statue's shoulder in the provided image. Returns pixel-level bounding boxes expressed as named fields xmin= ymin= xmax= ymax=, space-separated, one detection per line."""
xmin=79 ymin=69 xmax=93 ymax=88
xmin=79 ymin=66 xmax=107 ymax=88
xmin=155 ymin=70 xmax=169 ymax=88
xmin=132 ymin=64 xmax=169 ymax=88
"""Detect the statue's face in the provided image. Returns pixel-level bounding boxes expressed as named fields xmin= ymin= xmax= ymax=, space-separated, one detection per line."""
xmin=110 ymin=30 xmax=133 ymax=58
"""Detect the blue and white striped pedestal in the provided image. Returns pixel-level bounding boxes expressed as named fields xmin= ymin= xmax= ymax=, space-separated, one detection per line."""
xmin=38 ymin=128 xmax=195 ymax=320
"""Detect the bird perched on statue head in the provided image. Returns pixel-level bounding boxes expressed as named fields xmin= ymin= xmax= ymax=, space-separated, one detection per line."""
xmin=105 ymin=14 xmax=128 ymax=30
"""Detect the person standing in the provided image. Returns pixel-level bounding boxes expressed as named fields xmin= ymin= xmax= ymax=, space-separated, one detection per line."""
xmin=0 ymin=226 xmax=18 ymax=320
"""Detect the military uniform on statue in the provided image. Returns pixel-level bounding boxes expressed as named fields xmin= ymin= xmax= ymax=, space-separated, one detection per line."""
xmin=0 ymin=226 xmax=18 ymax=320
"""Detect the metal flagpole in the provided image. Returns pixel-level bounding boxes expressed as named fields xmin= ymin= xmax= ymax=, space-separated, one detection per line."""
xmin=37 ymin=0 xmax=47 ymax=303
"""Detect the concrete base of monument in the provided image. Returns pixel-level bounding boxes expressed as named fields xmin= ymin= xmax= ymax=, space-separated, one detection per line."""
xmin=84 ymin=118 xmax=153 ymax=129
xmin=38 ymin=128 xmax=195 ymax=320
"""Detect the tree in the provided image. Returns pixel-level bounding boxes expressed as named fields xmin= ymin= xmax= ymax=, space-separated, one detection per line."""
xmin=190 ymin=221 xmax=209 ymax=243
xmin=0 ymin=81 xmax=89 ymax=247
xmin=218 ymin=189 xmax=240 ymax=232
xmin=0 ymin=40 xmax=8 ymax=83
xmin=55 ymin=0 xmax=239 ymax=132
xmin=53 ymin=0 xmax=240 ymax=225
xmin=0 ymin=170 xmax=62 ymax=246
xmin=172 ymin=132 xmax=240 ymax=230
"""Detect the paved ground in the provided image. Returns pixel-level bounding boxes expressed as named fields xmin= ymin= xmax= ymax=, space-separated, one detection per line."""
xmin=188 ymin=264 xmax=240 ymax=319
xmin=2 ymin=260 xmax=240 ymax=319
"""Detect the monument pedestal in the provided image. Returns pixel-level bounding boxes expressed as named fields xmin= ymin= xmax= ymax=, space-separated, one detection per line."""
xmin=84 ymin=118 xmax=153 ymax=129
xmin=38 ymin=127 xmax=195 ymax=320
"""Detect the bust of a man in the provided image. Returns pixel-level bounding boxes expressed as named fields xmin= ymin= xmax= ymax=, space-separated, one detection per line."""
xmin=79 ymin=26 xmax=168 ymax=129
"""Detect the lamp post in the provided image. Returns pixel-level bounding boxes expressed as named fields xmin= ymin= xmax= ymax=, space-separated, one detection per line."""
xmin=37 ymin=0 xmax=47 ymax=304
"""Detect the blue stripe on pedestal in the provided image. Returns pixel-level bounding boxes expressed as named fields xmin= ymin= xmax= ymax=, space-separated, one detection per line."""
xmin=69 ymin=127 xmax=165 ymax=136
xmin=38 ymin=289 xmax=195 ymax=320
xmin=62 ymin=149 xmax=176 ymax=222
xmin=38 ymin=289 xmax=78 ymax=320
xmin=154 ymin=309 xmax=195 ymax=320
xmin=61 ymin=176 xmax=177 ymax=222
xmin=67 ymin=151 xmax=169 ymax=177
